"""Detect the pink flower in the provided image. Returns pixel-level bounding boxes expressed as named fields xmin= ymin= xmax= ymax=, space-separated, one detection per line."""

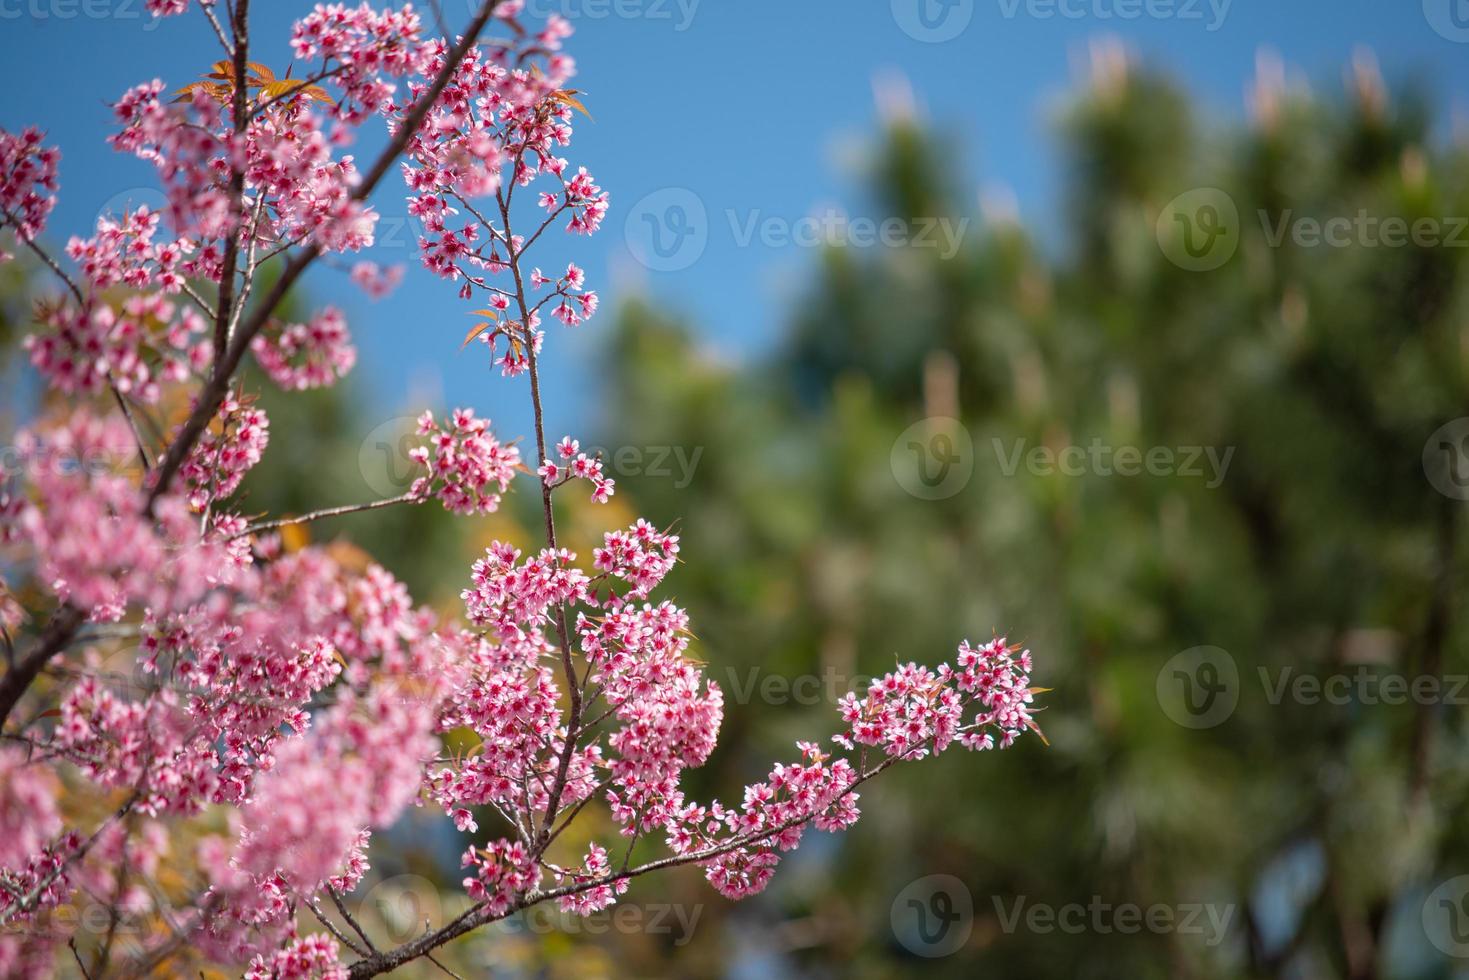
xmin=251 ymin=308 xmax=356 ymax=390
xmin=350 ymin=260 xmax=405 ymax=299
xmin=407 ymin=408 xmax=521 ymax=515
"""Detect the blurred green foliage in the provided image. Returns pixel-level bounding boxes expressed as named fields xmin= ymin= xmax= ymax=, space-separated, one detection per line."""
xmin=575 ymin=51 xmax=1469 ymax=979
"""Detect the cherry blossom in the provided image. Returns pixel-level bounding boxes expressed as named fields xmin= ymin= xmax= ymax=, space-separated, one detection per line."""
xmin=251 ymin=308 xmax=357 ymax=391
xmin=0 ymin=126 xmax=59 ymax=263
xmin=540 ymin=432 xmax=615 ymax=502
xmin=0 ymin=4 xmax=1040 ymax=977
xmin=408 ymin=408 xmax=521 ymax=514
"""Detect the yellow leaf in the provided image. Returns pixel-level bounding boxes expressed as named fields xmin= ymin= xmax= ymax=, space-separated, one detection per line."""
xmin=279 ymin=522 xmax=309 ymax=553
xmin=172 ymin=81 xmax=232 ymax=104
xmin=462 ymin=321 xmax=496 ymax=349
xmin=468 ymin=309 xmax=501 ymax=319
xmin=551 ymin=89 xmax=593 ymax=120
xmin=247 ymin=61 xmax=276 ymax=83
xmin=1026 ymin=719 xmax=1050 ymax=747
xmin=260 ymin=79 xmax=333 ymax=104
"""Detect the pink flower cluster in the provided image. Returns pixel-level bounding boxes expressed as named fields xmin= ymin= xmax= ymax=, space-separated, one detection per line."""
xmin=461 ymin=838 xmax=539 ymax=917
xmin=407 ymin=408 xmax=521 ymax=514
xmin=244 ymin=108 xmax=378 ymax=253
xmin=0 ymin=127 xmax=59 ymax=261
xmin=251 ymin=307 xmax=357 ymax=390
xmin=0 ymin=748 xmax=61 ymax=874
xmin=7 ymin=413 xmax=222 ymax=619
xmin=110 ymin=81 xmax=235 ymax=243
xmin=67 ymin=206 xmax=197 ymax=293
xmin=539 ymin=435 xmax=615 ymax=503
xmin=531 ymin=262 xmax=599 ymax=327
xmin=24 ymin=295 xmax=209 ymax=403
xmin=397 ymin=10 xmax=609 ymax=311
xmin=246 ymin=934 xmax=346 ymax=980
xmin=179 ymin=392 xmax=270 ymax=510
xmin=291 ymin=3 xmax=434 ymax=122
xmin=350 ymin=259 xmax=404 ymax=299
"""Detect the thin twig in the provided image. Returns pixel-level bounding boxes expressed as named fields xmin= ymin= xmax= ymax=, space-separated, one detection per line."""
xmin=328 ymin=884 xmax=378 ymax=954
xmin=308 ymin=898 xmax=369 ymax=958
xmin=235 ymin=492 xmax=418 ymax=537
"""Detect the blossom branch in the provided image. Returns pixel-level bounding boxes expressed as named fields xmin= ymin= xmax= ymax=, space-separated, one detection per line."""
xmin=345 ymin=758 xmax=902 ymax=979
xmin=234 ymin=492 xmax=419 ymax=538
xmin=0 ymin=0 xmax=507 ymax=731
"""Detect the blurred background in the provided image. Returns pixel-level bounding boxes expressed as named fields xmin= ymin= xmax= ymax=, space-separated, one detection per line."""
xmin=6 ymin=1 xmax=1469 ymax=977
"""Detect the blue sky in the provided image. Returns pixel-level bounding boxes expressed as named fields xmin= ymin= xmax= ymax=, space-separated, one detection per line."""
xmin=2 ymin=0 xmax=1467 ymax=437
